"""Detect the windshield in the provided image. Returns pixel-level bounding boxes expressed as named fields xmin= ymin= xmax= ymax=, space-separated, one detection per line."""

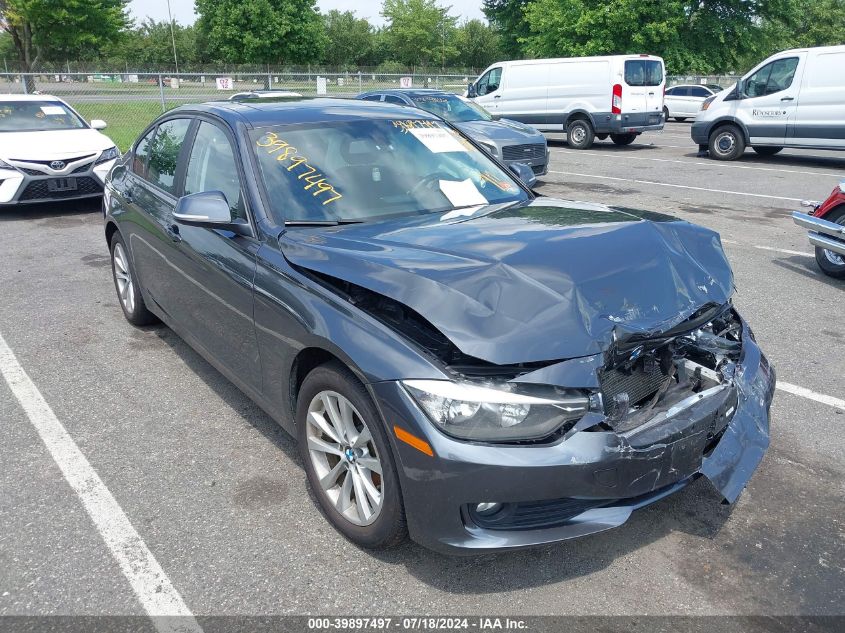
xmin=0 ymin=101 xmax=86 ymax=132
xmin=409 ymin=94 xmax=493 ymax=123
xmin=624 ymin=60 xmax=664 ymax=87
xmin=250 ymin=118 xmax=528 ymax=224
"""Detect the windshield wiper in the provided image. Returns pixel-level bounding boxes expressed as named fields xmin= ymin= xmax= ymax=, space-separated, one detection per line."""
xmin=284 ymin=219 xmax=364 ymax=226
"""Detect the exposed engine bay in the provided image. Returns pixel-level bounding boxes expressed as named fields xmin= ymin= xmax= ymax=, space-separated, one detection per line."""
xmin=303 ymin=267 xmax=743 ymax=443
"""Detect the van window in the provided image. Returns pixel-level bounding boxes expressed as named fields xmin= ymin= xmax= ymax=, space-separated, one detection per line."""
xmin=477 ymin=67 xmax=502 ymax=96
xmin=745 ymin=57 xmax=799 ymax=97
xmin=624 ymin=60 xmax=663 ymax=86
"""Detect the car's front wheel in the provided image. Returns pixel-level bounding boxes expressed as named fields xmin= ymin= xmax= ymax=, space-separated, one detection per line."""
xmin=814 ymin=207 xmax=845 ymax=279
xmin=297 ymin=361 xmax=407 ymax=549
xmin=110 ymin=233 xmax=158 ymax=326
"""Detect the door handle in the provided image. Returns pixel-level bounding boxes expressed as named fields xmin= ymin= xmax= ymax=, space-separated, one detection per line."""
xmin=493 ymin=95 xmax=501 ymax=99
xmin=166 ymin=223 xmax=182 ymax=242
xmin=781 ymin=96 xmax=794 ymax=101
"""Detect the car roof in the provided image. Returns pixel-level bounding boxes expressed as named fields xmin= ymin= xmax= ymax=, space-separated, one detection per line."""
xmin=0 ymin=94 xmax=66 ymax=102
xmin=669 ymin=84 xmax=712 ymax=89
xmin=361 ymin=88 xmax=454 ymax=98
xmin=166 ymin=97 xmax=442 ymax=128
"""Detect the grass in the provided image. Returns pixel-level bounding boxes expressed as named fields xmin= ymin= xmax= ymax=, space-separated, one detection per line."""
xmin=71 ymin=100 xmax=194 ymax=152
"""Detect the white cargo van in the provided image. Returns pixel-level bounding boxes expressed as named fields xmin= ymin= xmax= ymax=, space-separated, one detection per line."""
xmin=692 ymin=45 xmax=845 ymax=160
xmin=467 ymin=55 xmax=666 ymax=149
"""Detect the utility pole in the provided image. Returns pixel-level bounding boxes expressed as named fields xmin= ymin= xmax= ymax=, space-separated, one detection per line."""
xmin=166 ymin=0 xmax=180 ymax=76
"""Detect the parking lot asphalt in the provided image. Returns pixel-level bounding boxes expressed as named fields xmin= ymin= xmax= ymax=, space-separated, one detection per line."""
xmin=1 ymin=122 xmax=843 ymax=619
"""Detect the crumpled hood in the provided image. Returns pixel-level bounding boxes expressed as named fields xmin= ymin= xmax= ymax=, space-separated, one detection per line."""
xmin=281 ymin=199 xmax=734 ymax=366
xmin=454 ymin=119 xmax=545 ymax=144
xmin=0 ymin=129 xmax=113 ymax=161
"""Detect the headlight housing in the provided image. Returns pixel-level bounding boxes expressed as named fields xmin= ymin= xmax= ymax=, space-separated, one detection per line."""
xmin=403 ymin=379 xmax=590 ymax=441
xmin=701 ymin=96 xmax=716 ymax=111
xmin=96 ymin=146 xmax=120 ymax=164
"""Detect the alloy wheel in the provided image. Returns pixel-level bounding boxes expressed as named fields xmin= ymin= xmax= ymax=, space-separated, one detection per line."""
xmin=306 ymin=390 xmax=384 ymax=526
xmin=112 ymin=243 xmax=135 ymax=314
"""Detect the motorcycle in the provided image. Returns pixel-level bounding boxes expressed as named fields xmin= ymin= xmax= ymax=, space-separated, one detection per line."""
xmin=792 ymin=180 xmax=845 ymax=279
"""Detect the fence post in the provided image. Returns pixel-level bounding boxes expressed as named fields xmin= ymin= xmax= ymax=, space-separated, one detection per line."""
xmin=158 ymin=73 xmax=166 ymax=112
xmin=21 ymin=73 xmax=28 ymax=94
xmin=358 ymin=71 xmax=362 ymax=93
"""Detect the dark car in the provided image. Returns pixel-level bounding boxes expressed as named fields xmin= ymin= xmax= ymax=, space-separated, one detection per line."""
xmin=357 ymin=89 xmax=549 ymax=179
xmin=103 ymin=98 xmax=774 ymax=554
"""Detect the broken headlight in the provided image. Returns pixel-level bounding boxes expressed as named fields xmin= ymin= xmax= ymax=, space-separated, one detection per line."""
xmin=403 ymin=379 xmax=589 ymax=441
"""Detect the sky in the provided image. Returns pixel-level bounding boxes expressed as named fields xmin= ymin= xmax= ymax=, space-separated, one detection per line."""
xmin=127 ymin=0 xmax=487 ymax=27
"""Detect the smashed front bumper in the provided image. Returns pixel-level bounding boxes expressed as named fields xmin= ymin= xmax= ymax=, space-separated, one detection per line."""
xmin=373 ymin=318 xmax=774 ymax=554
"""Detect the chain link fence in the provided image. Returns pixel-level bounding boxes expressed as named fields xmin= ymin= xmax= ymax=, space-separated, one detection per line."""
xmin=0 ymin=71 xmax=471 ymax=150
xmin=0 ymin=70 xmax=742 ymax=151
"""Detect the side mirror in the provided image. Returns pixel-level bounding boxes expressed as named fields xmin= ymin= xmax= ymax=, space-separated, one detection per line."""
xmin=508 ymin=162 xmax=537 ymax=189
xmin=90 ymin=119 xmax=107 ymax=130
xmin=467 ymin=82 xmax=477 ymax=98
xmin=839 ymin=181 xmax=845 ymax=194
xmin=174 ymin=191 xmax=251 ymax=235
xmin=735 ymin=79 xmax=745 ymax=98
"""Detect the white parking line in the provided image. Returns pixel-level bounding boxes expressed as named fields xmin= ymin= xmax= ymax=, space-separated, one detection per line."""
xmin=0 ymin=332 xmax=202 ymax=633
xmin=546 ymin=170 xmax=804 ymax=202
xmin=550 ymin=148 xmax=842 ymax=178
xmin=752 ymin=245 xmax=814 ymax=258
xmin=777 ymin=381 xmax=845 ymax=410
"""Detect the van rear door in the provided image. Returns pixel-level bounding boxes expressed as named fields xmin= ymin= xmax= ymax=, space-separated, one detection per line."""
xmin=791 ymin=49 xmax=845 ymax=148
xmin=623 ymin=57 xmax=664 ymax=122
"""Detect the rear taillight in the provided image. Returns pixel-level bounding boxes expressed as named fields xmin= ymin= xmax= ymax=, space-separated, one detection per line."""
xmin=612 ymin=84 xmax=622 ymax=114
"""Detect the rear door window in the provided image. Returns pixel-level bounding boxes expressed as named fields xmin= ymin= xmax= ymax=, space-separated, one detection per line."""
xmin=383 ymin=95 xmax=407 ymax=105
xmin=147 ymin=118 xmax=192 ymax=195
xmin=624 ymin=60 xmax=663 ymax=86
xmin=690 ymin=87 xmax=711 ymax=98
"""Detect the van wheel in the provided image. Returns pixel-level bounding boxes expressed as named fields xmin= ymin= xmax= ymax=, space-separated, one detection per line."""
xmin=753 ymin=146 xmax=783 ymax=156
xmin=708 ymin=125 xmax=745 ymax=160
xmin=567 ymin=119 xmax=594 ymax=149
xmin=814 ymin=207 xmax=845 ymax=279
xmin=674 ymin=117 xmax=687 ymax=122
xmin=610 ymin=133 xmax=637 ymax=146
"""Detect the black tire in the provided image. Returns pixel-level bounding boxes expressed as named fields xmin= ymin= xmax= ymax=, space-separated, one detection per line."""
xmin=610 ymin=133 xmax=637 ymax=146
xmin=296 ymin=361 xmax=407 ymax=549
xmin=708 ymin=124 xmax=745 ymax=160
xmin=753 ymin=146 xmax=783 ymax=156
xmin=109 ymin=232 xmax=158 ymax=326
xmin=814 ymin=207 xmax=845 ymax=279
xmin=674 ymin=117 xmax=687 ymax=122
xmin=567 ymin=119 xmax=594 ymax=149
xmin=663 ymin=107 xmax=669 ymax=121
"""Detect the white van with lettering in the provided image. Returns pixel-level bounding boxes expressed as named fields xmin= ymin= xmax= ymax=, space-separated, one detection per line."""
xmin=692 ymin=45 xmax=845 ymax=160
xmin=467 ymin=55 xmax=665 ymax=149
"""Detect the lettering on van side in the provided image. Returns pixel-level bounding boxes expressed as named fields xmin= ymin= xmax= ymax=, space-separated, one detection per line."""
xmin=751 ymin=109 xmax=788 ymax=118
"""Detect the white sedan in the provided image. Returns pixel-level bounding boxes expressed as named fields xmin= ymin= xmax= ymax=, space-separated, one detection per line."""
xmin=0 ymin=94 xmax=119 ymax=205
xmin=663 ymin=85 xmax=720 ymax=122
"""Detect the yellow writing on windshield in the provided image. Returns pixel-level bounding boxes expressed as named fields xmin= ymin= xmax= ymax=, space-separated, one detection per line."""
xmin=256 ymin=132 xmax=342 ymax=205
xmin=391 ymin=119 xmax=438 ymax=133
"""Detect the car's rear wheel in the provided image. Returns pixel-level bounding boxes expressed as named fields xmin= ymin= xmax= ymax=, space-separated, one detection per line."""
xmin=662 ymin=107 xmax=670 ymax=121
xmin=297 ymin=361 xmax=407 ymax=549
xmin=753 ymin=146 xmax=783 ymax=156
xmin=567 ymin=119 xmax=594 ymax=149
xmin=708 ymin=124 xmax=745 ymax=160
xmin=610 ymin=133 xmax=637 ymax=146
xmin=110 ymin=233 xmax=158 ymax=326
xmin=814 ymin=207 xmax=845 ymax=278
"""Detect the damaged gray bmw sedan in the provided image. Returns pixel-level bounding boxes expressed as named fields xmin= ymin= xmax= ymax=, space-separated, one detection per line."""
xmin=103 ymin=98 xmax=775 ymax=554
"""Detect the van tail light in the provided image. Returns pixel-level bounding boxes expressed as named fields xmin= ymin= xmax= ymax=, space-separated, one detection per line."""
xmin=612 ymin=84 xmax=622 ymax=114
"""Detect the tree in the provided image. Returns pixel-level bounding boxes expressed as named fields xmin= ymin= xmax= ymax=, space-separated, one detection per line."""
xmin=322 ymin=10 xmax=375 ymax=68
xmin=0 ymin=0 xmax=128 ymax=75
xmin=106 ymin=19 xmax=199 ymax=70
xmin=195 ymin=0 xmax=325 ymax=64
xmin=381 ymin=0 xmax=458 ymax=68
xmin=452 ymin=19 xmax=502 ymax=70
xmin=482 ymin=0 xmax=532 ymax=58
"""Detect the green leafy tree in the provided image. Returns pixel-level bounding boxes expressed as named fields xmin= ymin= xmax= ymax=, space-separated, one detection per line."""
xmin=107 ymin=19 xmax=199 ymax=69
xmin=482 ymin=0 xmax=532 ymax=58
xmin=195 ymin=0 xmax=325 ymax=64
xmin=322 ymin=10 xmax=375 ymax=68
xmin=0 ymin=0 xmax=128 ymax=74
xmin=452 ymin=19 xmax=502 ymax=70
xmin=381 ymin=0 xmax=457 ymax=68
